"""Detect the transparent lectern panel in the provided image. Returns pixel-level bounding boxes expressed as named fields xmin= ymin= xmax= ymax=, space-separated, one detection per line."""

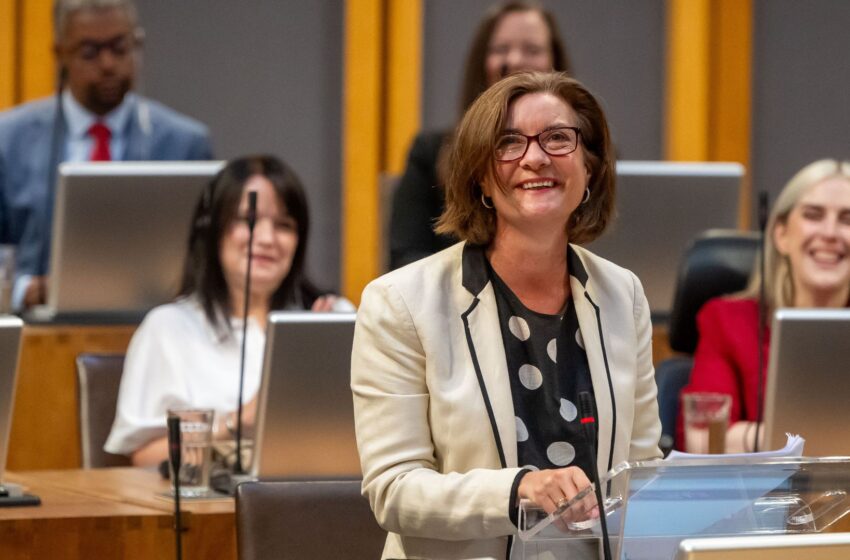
xmin=518 ymin=457 xmax=850 ymax=560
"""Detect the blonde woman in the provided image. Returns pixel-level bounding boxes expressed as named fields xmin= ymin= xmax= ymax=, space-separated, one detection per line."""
xmin=682 ymin=159 xmax=850 ymax=452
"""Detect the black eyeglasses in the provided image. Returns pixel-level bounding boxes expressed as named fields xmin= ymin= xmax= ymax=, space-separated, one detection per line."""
xmin=494 ymin=126 xmax=581 ymax=162
xmin=69 ymin=34 xmax=137 ymax=62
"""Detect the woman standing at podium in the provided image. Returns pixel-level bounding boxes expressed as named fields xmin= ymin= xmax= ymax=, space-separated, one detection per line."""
xmin=105 ymin=155 xmax=351 ymax=465
xmin=352 ymin=72 xmax=661 ymax=559
xmin=683 ymin=159 xmax=850 ymax=452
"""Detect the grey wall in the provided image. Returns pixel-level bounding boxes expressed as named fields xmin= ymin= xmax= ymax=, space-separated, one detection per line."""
xmin=752 ymin=0 xmax=850 ymax=205
xmin=134 ymin=0 xmax=344 ymax=290
xmin=422 ymin=0 xmax=665 ymax=160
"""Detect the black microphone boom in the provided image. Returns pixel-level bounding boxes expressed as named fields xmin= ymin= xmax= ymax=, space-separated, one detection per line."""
xmin=578 ymin=391 xmax=612 ymax=560
xmin=38 ymin=67 xmax=68 ymax=280
xmin=754 ymin=191 xmax=769 ymax=452
xmin=167 ymin=414 xmax=183 ymax=560
xmin=234 ymin=190 xmax=257 ymax=474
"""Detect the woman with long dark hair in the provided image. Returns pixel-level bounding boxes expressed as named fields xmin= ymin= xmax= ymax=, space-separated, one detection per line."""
xmin=106 ymin=155 xmax=351 ymax=465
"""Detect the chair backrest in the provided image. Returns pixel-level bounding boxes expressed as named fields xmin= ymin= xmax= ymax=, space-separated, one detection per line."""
xmin=236 ymin=480 xmax=385 ymax=560
xmin=656 ymin=229 xmax=760 ymax=454
xmin=75 ymin=353 xmax=131 ymax=468
xmin=667 ymin=229 xmax=760 ymax=354
xmin=380 ymin=172 xmax=400 ymax=272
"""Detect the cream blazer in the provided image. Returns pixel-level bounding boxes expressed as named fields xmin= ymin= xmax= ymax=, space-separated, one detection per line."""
xmin=351 ymin=242 xmax=662 ymax=560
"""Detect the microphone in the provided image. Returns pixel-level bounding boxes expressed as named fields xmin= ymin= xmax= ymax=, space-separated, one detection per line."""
xmin=167 ymin=414 xmax=183 ymax=560
xmin=579 ymin=391 xmax=612 ymax=560
xmin=754 ymin=191 xmax=769 ymax=452
xmin=36 ymin=66 xmax=68 ymax=286
xmin=234 ymin=190 xmax=258 ymax=474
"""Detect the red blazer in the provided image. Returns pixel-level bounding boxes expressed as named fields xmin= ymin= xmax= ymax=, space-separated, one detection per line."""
xmin=676 ymin=297 xmax=770 ymax=448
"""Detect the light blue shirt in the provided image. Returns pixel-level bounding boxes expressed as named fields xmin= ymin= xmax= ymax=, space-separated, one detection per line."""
xmin=62 ymin=90 xmax=136 ymax=162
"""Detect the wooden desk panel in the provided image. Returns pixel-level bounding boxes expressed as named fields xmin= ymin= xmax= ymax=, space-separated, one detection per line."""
xmin=8 ymin=325 xmax=136 ymax=470
xmin=4 ymin=468 xmax=236 ymax=560
xmin=0 ymin=477 xmax=176 ymax=560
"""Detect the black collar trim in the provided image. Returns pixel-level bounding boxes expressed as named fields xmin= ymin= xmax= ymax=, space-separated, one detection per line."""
xmin=462 ymin=242 xmax=589 ymax=294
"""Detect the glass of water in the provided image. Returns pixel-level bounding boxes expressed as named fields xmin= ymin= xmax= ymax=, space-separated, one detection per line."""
xmin=167 ymin=409 xmax=214 ymax=497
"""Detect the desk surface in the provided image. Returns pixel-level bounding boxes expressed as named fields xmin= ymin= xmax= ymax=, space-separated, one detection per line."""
xmin=2 ymin=468 xmax=236 ymax=560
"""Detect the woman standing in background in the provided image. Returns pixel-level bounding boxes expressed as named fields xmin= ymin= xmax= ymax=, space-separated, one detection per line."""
xmin=389 ymin=1 xmax=571 ymax=269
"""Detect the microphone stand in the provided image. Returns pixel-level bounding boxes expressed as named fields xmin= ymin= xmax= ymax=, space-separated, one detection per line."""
xmin=167 ymin=415 xmax=183 ymax=560
xmin=37 ymin=68 xmax=67 ymax=283
xmin=754 ymin=191 xmax=769 ymax=452
xmin=579 ymin=392 xmax=612 ymax=560
xmin=234 ymin=191 xmax=257 ymax=474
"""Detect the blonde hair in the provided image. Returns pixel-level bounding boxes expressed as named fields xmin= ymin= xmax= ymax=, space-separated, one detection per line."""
xmin=742 ymin=159 xmax=850 ymax=309
xmin=435 ymin=71 xmax=615 ymax=245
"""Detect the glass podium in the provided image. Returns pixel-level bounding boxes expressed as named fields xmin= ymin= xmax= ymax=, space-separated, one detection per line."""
xmin=518 ymin=456 xmax=850 ymax=560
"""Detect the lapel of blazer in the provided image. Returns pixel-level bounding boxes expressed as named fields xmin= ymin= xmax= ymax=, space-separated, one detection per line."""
xmin=123 ymin=96 xmax=148 ymax=160
xmin=458 ymin=243 xmax=517 ymax=468
xmin=27 ymin=99 xmax=64 ymax=173
xmin=28 ymin=99 xmax=66 ymax=275
xmin=568 ymin=246 xmax=616 ymax=476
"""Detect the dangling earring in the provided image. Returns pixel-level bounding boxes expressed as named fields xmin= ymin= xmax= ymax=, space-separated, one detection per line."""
xmin=481 ymin=193 xmax=494 ymax=209
xmin=581 ymin=187 xmax=591 ymax=204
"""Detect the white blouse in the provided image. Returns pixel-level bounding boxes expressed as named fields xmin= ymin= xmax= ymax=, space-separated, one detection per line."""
xmin=104 ymin=297 xmax=266 ymax=455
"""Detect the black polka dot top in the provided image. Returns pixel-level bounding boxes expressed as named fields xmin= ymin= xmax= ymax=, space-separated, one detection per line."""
xmin=487 ymin=262 xmax=597 ymax=478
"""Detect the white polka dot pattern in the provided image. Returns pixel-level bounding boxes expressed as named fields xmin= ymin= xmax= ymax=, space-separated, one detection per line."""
xmin=515 ymin=416 xmax=529 ymax=442
xmin=508 ymin=316 xmax=531 ymax=341
xmin=559 ymin=398 xmax=578 ymax=422
xmin=546 ymin=441 xmax=576 ymax=466
xmin=547 ymin=338 xmax=557 ymax=362
xmin=518 ymin=364 xmax=543 ymax=390
xmin=575 ymin=328 xmax=585 ymax=350
xmin=521 ymin=464 xmax=540 ymax=472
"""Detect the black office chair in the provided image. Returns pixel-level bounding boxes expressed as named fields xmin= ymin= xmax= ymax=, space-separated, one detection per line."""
xmin=656 ymin=229 xmax=760 ymax=454
xmin=236 ymin=480 xmax=386 ymax=560
xmin=75 ymin=353 xmax=132 ymax=468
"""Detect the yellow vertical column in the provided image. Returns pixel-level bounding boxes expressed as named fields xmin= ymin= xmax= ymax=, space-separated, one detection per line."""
xmin=710 ymin=0 xmax=753 ymax=226
xmin=664 ymin=0 xmax=711 ymax=161
xmin=342 ymin=0 xmax=422 ymax=303
xmin=0 ymin=0 xmax=54 ymax=110
xmin=20 ymin=0 xmax=55 ymax=102
xmin=665 ymin=0 xmax=753 ymax=226
xmin=384 ymin=0 xmax=421 ymax=175
xmin=0 ymin=0 xmax=18 ymax=109
xmin=342 ymin=0 xmax=385 ymax=304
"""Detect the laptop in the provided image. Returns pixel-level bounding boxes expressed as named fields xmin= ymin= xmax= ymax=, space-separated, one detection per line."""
xmin=251 ymin=312 xmax=361 ymax=479
xmin=763 ymin=308 xmax=850 ymax=456
xmin=0 ymin=315 xmax=38 ymax=505
xmin=29 ymin=161 xmax=224 ymax=323
xmin=586 ymin=161 xmax=744 ymax=319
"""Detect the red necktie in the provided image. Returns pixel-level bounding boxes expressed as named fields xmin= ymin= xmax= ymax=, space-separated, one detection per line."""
xmin=88 ymin=122 xmax=112 ymax=161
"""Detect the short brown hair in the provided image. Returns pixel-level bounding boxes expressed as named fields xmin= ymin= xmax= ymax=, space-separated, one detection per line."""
xmin=460 ymin=1 xmax=571 ymax=112
xmin=436 ymin=71 xmax=615 ymax=246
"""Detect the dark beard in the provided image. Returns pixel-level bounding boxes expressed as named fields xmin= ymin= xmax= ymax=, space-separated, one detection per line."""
xmin=85 ymin=76 xmax=132 ymax=115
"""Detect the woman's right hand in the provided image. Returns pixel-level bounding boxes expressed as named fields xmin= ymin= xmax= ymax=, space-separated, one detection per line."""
xmin=311 ymin=295 xmax=338 ymax=312
xmin=517 ymin=466 xmax=598 ymax=520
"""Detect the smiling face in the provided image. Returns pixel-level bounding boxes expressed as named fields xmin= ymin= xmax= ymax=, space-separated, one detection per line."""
xmin=481 ymin=92 xmax=589 ymax=239
xmin=774 ymin=176 xmax=850 ymax=307
xmin=485 ymin=10 xmax=553 ymax=86
xmin=219 ymin=175 xmax=299 ymax=308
